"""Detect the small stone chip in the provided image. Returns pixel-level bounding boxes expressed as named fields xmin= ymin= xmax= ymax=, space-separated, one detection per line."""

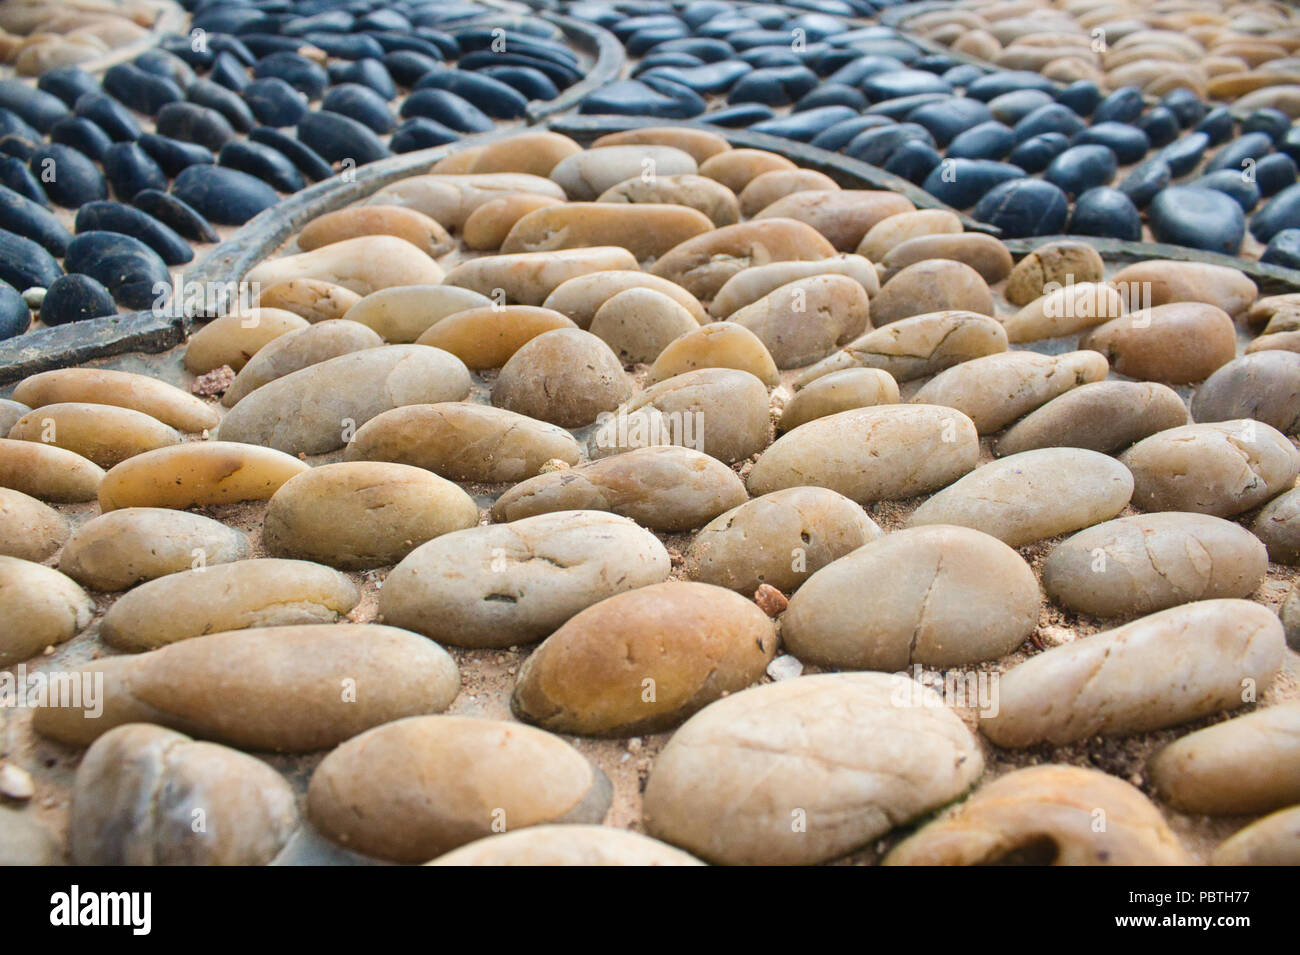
xmin=0 ymin=763 xmax=35 ymax=801
xmin=765 ymin=654 xmax=803 ymax=681
xmin=754 ymin=583 xmax=788 ymax=617
xmin=192 ymin=365 xmax=235 ymax=397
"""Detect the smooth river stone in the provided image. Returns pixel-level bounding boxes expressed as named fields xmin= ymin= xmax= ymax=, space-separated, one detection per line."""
xmin=380 ymin=511 xmax=669 ymax=649
xmin=13 ymin=368 xmax=219 ymax=433
xmin=492 ymin=328 xmax=630 ymax=427
xmin=1081 ymin=303 xmax=1236 ymax=384
xmin=219 ymin=345 xmax=471 ymax=455
xmin=98 ymin=442 xmax=309 ymax=511
xmin=263 ymin=462 xmax=478 ymax=570
xmin=500 ymin=202 xmax=715 ymax=260
xmin=1149 ymin=702 xmax=1300 ymax=816
xmin=8 ymin=401 xmax=179 ymax=470
xmin=592 ymin=128 xmax=730 ymax=164
xmin=444 ymin=247 xmax=639 ymax=306
xmin=912 ymin=350 xmax=1108 ymax=434
xmin=0 ymin=399 xmax=29 ymax=436
xmin=878 ymin=233 xmax=1014 ymax=285
xmin=183 ymin=309 xmax=310 ymax=375
xmin=1001 ymin=281 xmax=1126 ymax=342
xmin=753 ymin=190 xmax=915 ymax=251
xmin=342 ymin=285 xmax=492 ymax=343
xmin=416 ymin=305 xmax=576 ymax=369
xmin=512 ymin=581 xmax=775 ymax=737
xmin=643 ymin=672 xmax=983 ymax=866
xmin=308 ymin=715 xmax=611 ymax=863
xmin=870 ymin=259 xmax=995 ymax=326
xmin=981 ymin=599 xmax=1285 ymax=748
xmin=590 ymin=288 xmax=701 ymax=364
xmin=463 ymin=193 xmax=565 ymax=250
xmin=907 ymin=449 xmax=1133 ymax=547
xmin=0 ymin=487 xmax=67 ymax=561
xmin=797 ymin=310 xmax=1007 ymax=387
xmin=783 ymin=525 xmax=1038 ymax=670
xmin=259 ymin=278 xmax=362 ymax=325
xmin=780 ymin=368 xmax=899 ymax=431
xmin=32 ymin=624 xmax=461 ymax=751
xmin=295 ymin=205 xmax=453 ymax=259
xmin=599 ymin=173 xmax=740 ymax=227
xmin=646 ymin=322 xmax=779 ymax=387
xmin=1121 ymin=421 xmax=1300 ymax=517
xmin=996 ymin=381 xmax=1190 ymax=456
xmin=1005 ymin=240 xmax=1106 ymax=306
xmin=856 ymin=209 xmax=963 ymax=262
xmin=748 ymin=404 xmax=979 ymax=504
xmin=884 ymin=766 xmax=1190 ymax=866
xmin=222 ymin=320 xmax=383 ymax=406
xmin=1191 ymin=351 xmax=1300 ymax=434
xmin=70 ymin=724 xmax=297 ymax=866
xmin=684 ymin=487 xmax=881 ymax=595
xmin=1110 ymin=260 xmax=1258 ymax=316
xmin=727 ymin=274 xmax=870 ymax=369
xmin=365 ymin=173 xmax=566 ymax=230
xmin=244 ymin=236 xmax=444 ymax=298
xmin=60 ymin=508 xmax=250 ymax=592
xmin=1043 ymin=513 xmax=1267 ymax=618
xmin=491 ymin=446 xmax=747 ymax=532
xmin=649 ymin=218 xmax=837 ymax=302
xmin=698 ymin=148 xmax=796 ymax=194
xmin=1212 ymin=808 xmax=1300 ymax=866
xmin=1252 ymin=486 xmax=1300 ymax=563
xmin=0 ymin=438 xmax=103 ymax=503
xmin=543 ymin=270 xmax=706 ymax=329
xmin=427 ymin=826 xmax=703 ymax=867
xmin=738 ymin=169 xmax=838 ymax=218
xmin=100 ymin=557 xmax=359 ymax=652
xmin=468 ymin=131 xmax=584 ymax=176
xmin=709 ymin=255 xmax=880 ymax=320
xmin=550 ymin=145 xmax=698 ymax=200
xmin=0 ymin=556 xmax=92 ymax=663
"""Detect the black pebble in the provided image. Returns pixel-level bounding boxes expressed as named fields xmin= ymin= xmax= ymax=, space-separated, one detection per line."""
xmin=0 ymin=279 xmax=29 ymax=340
xmin=27 ymin=143 xmax=108 ymax=208
xmin=218 ymin=140 xmax=304 ymax=193
xmin=187 ymin=78 xmax=256 ymax=132
xmin=38 ymin=272 xmax=118 ymax=327
xmin=49 ymin=116 xmax=113 ymax=161
xmin=320 ymin=84 xmax=395 ymax=134
xmin=242 ymin=77 xmax=308 ymax=128
xmin=133 ymin=189 xmax=220 ymax=243
xmin=0 ymin=227 xmax=63 ymax=290
xmin=102 ymin=63 xmax=184 ymax=116
xmin=75 ymin=200 xmax=193 ymax=266
xmin=0 ymin=155 xmax=49 ymax=206
xmin=138 ymin=132 xmax=215 ymax=177
xmin=73 ymin=93 xmax=141 ymax=142
xmin=102 ymin=142 xmax=168 ymax=201
xmin=390 ymin=117 xmax=460 ymax=153
xmin=0 ymin=183 xmax=70 ymax=255
xmin=1068 ymin=186 xmax=1141 ymax=241
xmin=65 ymin=230 xmax=172 ymax=310
xmin=155 ymin=102 xmax=237 ymax=151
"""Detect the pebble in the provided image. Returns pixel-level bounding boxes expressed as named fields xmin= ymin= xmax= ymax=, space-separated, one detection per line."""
xmin=427 ymin=826 xmax=702 ymax=867
xmin=492 ymin=328 xmax=630 ymax=428
xmin=74 ymin=201 xmax=192 ymax=267
xmin=444 ymin=247 xmax=639 ymax=306
xmin=753 ymin=189 xmax=914 ymax=251
xmin=550 ymin=145 xmax=697 ymax=201
xmin=1148 ymin=702 xmax=1300 ymax=816
xmin=1191 ymin=351 xmax=1300 ymax=434
xmin=307 ymin=715 xmax=610 ymax=863
xmin=643 ymin=672 xmax=982 ymax=865
xmin=780 ymin=368 xmax=900 ymax=430
xmin=1043 ymin=513 xmax=1268 ymax=619
xmin=1068 ymin=186 xmax=1141 ymax=240
xmin=871 ymin=259 xmax=994 ymax=326
xmin=1082 ymin=303 xmax=1236 ymax=384
xmin=0 ymin=808 xmax=59 ymax=865
xmin=97 ymin=442 xmax=308 ymax=512
xmin=885 ymin=766 xmax=1189 ymax=866
xmin=501 ymin=202 xmax=714 ymax=261
xmin=0 ymin=487 xmax=67 ymax=562
xmin=1251 ymin=486 xmax=1300 ymax=563
xmin=982 ymin=600 xmax=1284 ymax=748
xmin=544 ymin=270 xmax=706 ymax=328
xmin=491 ymin=445 xmax=747 ymax=532
xmin=0 ymin=556 xmax=93 ymax=663
xmin=0 ymin=438 xmax=103 ymax=503
xmin=184 ymin=309 xmax=309 ymax=375
xmin=1002 ymin=281 xmax=1127 ymax=342
xmin=70 ymin=724 xmax=297 ymax=866
xmin=1121 ymin=421 xmax=1300 ymax=517
xmin=972 ymin=178 xmax=1069 ymax=237
xmin=63 ymin=230 xmax=168 ymax=310
xmin=14 ymin=368 xmax=218 ymax=432
xmin=590 ymin=288 xmax=701 ymax=364
xmin=856 ymin=209 xmax=962 ymax=262
xmin=1148 ymin=186 xmax=1246 ymax=254
xmin=7 ymin=401 xmax=179 ymax=469
xmin=1212 ymin=807 xmax=1300 ymax=866
xmin=417 ymin=305 xmax=576 ymax=370
xmin=997 ymin=381 xmax=1190 ymax=456
xmin=221 ymin=320 xmax=381 ymax=407
xmin=709 ymin=254 xmax=880 ymax=318
xmin=698 ymin=148 xmax=795 ymax=193
xmin=33 ymin=624 xmax=460 ymax=751
xmin=726 ymin=273 xmax=869 ymax=368
xmin=463 ymin=194 xmax=565 ymax=250
xmin=1005 ymin=240 xmax=1105 ymax=306
xmin=1111 ymin=260 xmax=1257 ymax=316
xmin=172 ymin=164 xmax=279 ymax=226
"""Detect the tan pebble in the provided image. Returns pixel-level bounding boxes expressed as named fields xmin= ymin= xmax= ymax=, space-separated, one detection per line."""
xmin=13 ymin=368 xmax=218 ymax=432
xmin=417 ymin=305 xmax=576 ymax=369
xmin=738 ymin=168 xmax=839 ymax=218
xmin=365 ymin=173 xmax=565 ymax=229
xmin=500 ymin=202 xmax=714 ymax=260
xmin=871 ymin=259 xmax=994 ymax=325
xmin=492 ymin=328 xmax=630 ymax=427
xmin=462 ymin=193 xmax=564 ymax=250
xmin=698 ymin=148 xmax=796 ymax=194
xmin=183 ymin=308 xmax=308 ymax=374
xmin=754 ymin=189 xmax=916 ymax=251
xmin=1006 ymin=240 xmax=1106 ymax=305
xmin=589 ymin=287 xmax=701 ymax=364
xmin=0 ymin=487 xmax=68 ymax=561
xmin=444 ymin=247 xmax=639 ymax=306
xmin=7 ymin=402 xmax=179 ymax=469
xmin=258 ymin=278 xmax=362 ymax=324
xmin=244 ymin=235 xmax=444 ymax=297
xmin=542 ymin=270 xmax=706 ymax=328
xmin=222 ymin=319 xmax=383 ymax=407
xmin=591 ymin=127 xmax=731 ymax=163
xmin=856 ymin=209 xmax=963 ymax=263
xmin=97 ymin=441 xmax=309 ymax=511
xmin=0 ymin=438 xmax=103 ymax=503
xmin=780 ymin=367 xmax=899 ymax=430
xmin=468 ymin=131 xmax=583 ymax=177
xmin=647 ymin=321 xmax=779 ymax=386
xmin=881 ymin=233 xmax=1013 ymax=284
xmin=550 ymin=145 xmax=697 ymax=201
xmin=596 ymin=174 xmax=740 ymax=227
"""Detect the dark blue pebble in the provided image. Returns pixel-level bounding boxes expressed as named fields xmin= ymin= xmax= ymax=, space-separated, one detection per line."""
xmin=0 ymin=137 xmax=33 ymax=161
xmin=400 ymin=88 xmax=494 ymax=133
xmin=1013 ymin=103 xmax=1085 ymax=143
xmin=1194 ymin=106 xmax=1233 ymax=146
xmin=134 ymin=49 xmax=196 ymax=89
xmin=739 ymin=50 xmax=805 ymax=72
xmin=357 ymin=10 xmax=411 ymax=33
xmin=1008 ymin=132 xmax=1069 ymax=174
xmin=102 ymin=142 xmax=167 ymax=201
xmin=628 ymin=26 xmax=691 ymax=57
xmin=1252 ymin=182 xmax=1300 ymax=243
xmin=65 ymin=231 xmax=171 ymax=310
xmin=947 ymin=121 xmax=1014 ymax=161
xmin=0 ymin=228 xmax=63 ymax=290
xmin=867 ymin=92 xmax=951 ymax=120
xmin=413 ymin=69 xmax=529 ymax=119
xmin=1136 ymin=106 xmax=1179 ymax=148
xmin=861 ymin=69 xmax=951 ymax=103
xmin=1056 ymin=80 xmax=1101 ymax=117
xmin=49 ymin=116 xmax=113 ymax=161
xmin=102 ymin=63 xmax=183 ymax=117
xmin=158 ymin=34 xmax=215 ymax=69
xmin=942 ymin=64 xmax=985 ymax=87
xmin=0 ymin=155 xmax=47 ymax=206
xmin=1261 ymin=229 xmax=1300 ymax=270
xmin=0 ymin=184 xmax=70 ymax=255
xmin=27 ymin=144 xmax=107 ymax=208
xmin=132 ymin=189 xmax=220 ymax=243
xmin=1161 ymin=88 xmax=1206 ymax=128
xmin=0 ymin=281 xmax=29 ymax=340
xmin=73 ymin=93 xmax=141 ymax=142
xmin=653 ymin=38 xmax=734 ymax=62
xmin=38 ymin=273 xmax=118 ymax=327
xmin=187 ymin=78 xmax=256 ymax=132
xmin=973 ymin=178 xmax=1068 ymax=238
xmin=0 ymin=80 xmax=69 ymax=133
xmin=750 ymin=105 xmax=856 ymax=142
xmin=138 ymin=132 xmax=214 ymax=178
xmin=988 ymin=90 xmax=1053 ymax=126
xmin=810 ymin=115 xmax=894 ymax=151
xmin=74 ymin=201 xmax=193 ymax=266
xmin=1068 ymin=187 xmax=1141 ymax=241
xmin=1159 ymin=133 xmax=1209 ymax=177
xmin=253 ymin=53 xmax=329 ymax=99
xmin=1205 ymin=131 xmax=1273 ymax=175
xmin=382 ymin=51 xmax=444 ymax=88
xmin=172 ymin=165 xmax=280 ymax=226
xmin=248 ymin=128 xmax=332 ymax=182
xmin=922 ymin=158 xmax=1025 ymax=210
xmin=827 ymin=55 xmax=905 ymax=87
xmin=1044 ymin=144 xmax=1117 ymax=199
xmin=1148 ymin=186 xmax=1244 ymax=254
xmin=634 ymin=53 xmax=705 ymax=75
xmin=907 ymin=97 xmax=992 ymax=147
xmin=302 ymin=33 xmax=386 ymax=62
xmin=882 ymin=139 xmax=941 ymax=185
xmin=580 ymin=80 xmax=698 ymax=119
xmin=390 ymin=117 xmax=460 ymax=152
xmin=320 ymin=84 xmax=395 ymax=134
xmin=218 ymin=140 xmax=304 ymax=193
xmin=329 ymin=59 xmax=397 ymax=100
xmin=476 ymin=66 xmax=559 ymax=102
xmin=0 ymin=108 xmax=40 ymax=145
xmin=155 ymin=102 xmax=236 ymax=152
xmin=242 ymin=77 xmax=307 ymax=128
xmin=1193 ymin=169 xmax=1261 ymax=213
xmin=297 ymin=110 xmax=390 ymax=165
xmin=458 ymin=50 xmax=579 ymax=89
xmin=36 ymin=68 xmax=100 ymax=108
xmin=641 ymin=62 xmax=750 ymax=96
xmin=281 ymin=10 xmax=354 ymax=36
xmin=700 ymin=103 xmax=775 ymax=126
xmin=728 ymin=66 xmax=819 ymax=106
xmin=1118 ymin=158 xmax=1171 ymax=209
xmin=845 ymin=122 xmax=935 ymax=166
xmin=914 ymin=53 xmax=958 ymax=75
xmin=795 ymin=84 xmax=868 ymax=112
xmin=1092 ymin=86 xmax=1143 ymax=125
xmin=1256 ymin=152 xmax=1298 ymax=197
xmin=1242 ymin=108 xmax=1292 ymax=144
xmin=966 ymin=71 xmax=1056 ymax=102
xmin=206 ymin=35 xmax=255 ymax=67
xmin=1070 ymin=122 xmax=1148 ymax=164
